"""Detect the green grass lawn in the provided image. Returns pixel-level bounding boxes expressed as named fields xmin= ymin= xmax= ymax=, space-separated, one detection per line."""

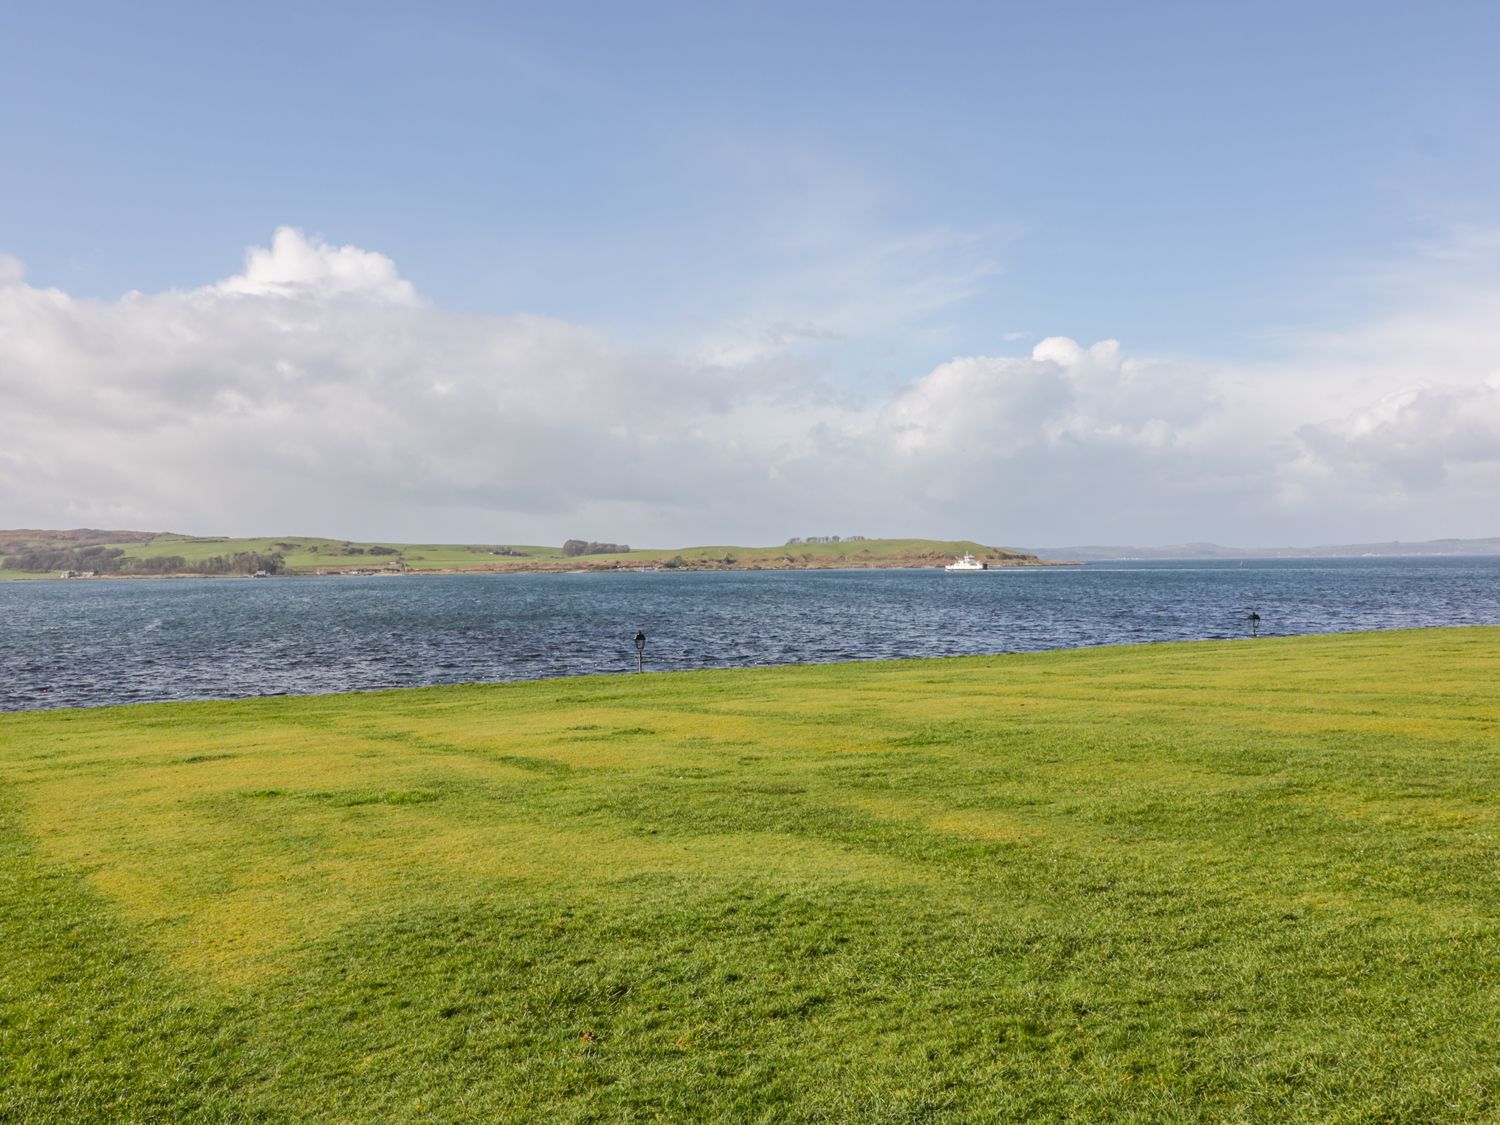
xmin=2 ymin=628 xmax=1497 ymax=1121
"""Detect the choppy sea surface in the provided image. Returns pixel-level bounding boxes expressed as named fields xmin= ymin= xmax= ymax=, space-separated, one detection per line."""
xmin=2 ymin=558 xmax=1497 ymax=712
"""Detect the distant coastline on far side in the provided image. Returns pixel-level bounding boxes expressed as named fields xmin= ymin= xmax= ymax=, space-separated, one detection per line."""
xmin=0 ymin=529 xmax=1072 ymax=580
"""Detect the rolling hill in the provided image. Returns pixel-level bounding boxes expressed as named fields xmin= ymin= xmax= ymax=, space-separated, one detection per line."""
xmin=0 ymin=529 xmax=1048 ymax=578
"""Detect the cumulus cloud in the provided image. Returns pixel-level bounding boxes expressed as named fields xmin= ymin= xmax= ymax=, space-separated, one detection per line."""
xmin=213 ymin=227 xmax=420 ymax=304
xmin=0 ymin=230 xmax=776 ymax=540
xmin=1295 ymin=377 xmax=1500 ymax=490
xmin=1 ymin=228 xmax=1497 ymax=545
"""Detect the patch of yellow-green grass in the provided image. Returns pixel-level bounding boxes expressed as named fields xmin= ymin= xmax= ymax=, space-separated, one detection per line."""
xmin=2 ymin=628 xmax=1498 ymax=1120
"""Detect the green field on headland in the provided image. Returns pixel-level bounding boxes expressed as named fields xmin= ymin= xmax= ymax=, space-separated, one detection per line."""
xmin=0 ymin=528 xmax=1044 ymax=578
xmin=3 ymin=628 xmax=1498 ymax=1120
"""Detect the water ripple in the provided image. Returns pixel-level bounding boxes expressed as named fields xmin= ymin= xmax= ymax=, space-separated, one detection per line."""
xmin=2 ymin=558 xmax=1498 ymax=711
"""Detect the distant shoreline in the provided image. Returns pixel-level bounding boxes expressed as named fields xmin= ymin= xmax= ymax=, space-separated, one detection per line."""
xmin=0 ymin=531 xmax=1066 ymax=580
xmin=1027 ymin=536 xmax=1500 ymax=561
xmin=5 ymin=557 xmax=1080 ymax=582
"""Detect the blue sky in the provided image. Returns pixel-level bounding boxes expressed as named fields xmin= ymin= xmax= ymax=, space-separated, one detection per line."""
xmin=3 ymin=2 xmax=1499 ymax=545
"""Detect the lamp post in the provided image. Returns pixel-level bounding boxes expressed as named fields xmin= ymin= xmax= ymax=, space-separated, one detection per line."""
xmin=634 ymin=631 xmax=646 ymax=672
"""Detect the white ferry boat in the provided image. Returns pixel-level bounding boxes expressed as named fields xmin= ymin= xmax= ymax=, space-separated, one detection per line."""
xmin=944 ymin=553 xmax=987 ymax=571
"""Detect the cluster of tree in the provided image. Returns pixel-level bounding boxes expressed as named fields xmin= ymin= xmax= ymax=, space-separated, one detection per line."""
xmin=334 ymin=544 xmax=398 ymax=556
xmin=562 ymin=539 xmax=630 ymax=557
xmin=785 ymin=535 xmax=866 ymax=545
xmin=119 ymin=555 xmax=191 ymax=573
xmin=135 ymin=551 xmax=287 ymax=575
xmin=2 ymin=546 xmax=285 ymax=576
xmin=2 ymin=545 xmax=125 ymax=572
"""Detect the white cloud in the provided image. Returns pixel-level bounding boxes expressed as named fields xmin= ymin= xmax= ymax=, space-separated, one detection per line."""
xmin=214 ymin=227 xmax=420 ymax=304
xmin=1294 ymin=378 xmax=1500 ymax=491
xmin=1 ymin=228 xmax=1497 ymax=546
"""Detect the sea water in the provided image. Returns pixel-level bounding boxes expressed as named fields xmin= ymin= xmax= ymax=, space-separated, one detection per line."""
xmin=2 ymin=558 xmax=1497 ymax=711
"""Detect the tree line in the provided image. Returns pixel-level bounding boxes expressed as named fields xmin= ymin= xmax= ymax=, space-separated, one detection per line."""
xmin=3 ymin=546 xmax=286 ymax=575
xmin=562 ymin=540 xmax=630 ymax=557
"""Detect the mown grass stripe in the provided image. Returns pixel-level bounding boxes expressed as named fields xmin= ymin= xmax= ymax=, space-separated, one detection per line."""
xmin=0 ymin=627 xmax=1497 ymax=1120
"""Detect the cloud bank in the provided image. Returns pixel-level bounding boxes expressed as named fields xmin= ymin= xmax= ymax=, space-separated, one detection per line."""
xmin=2 ymin=228 xmax=1496 ymax=546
